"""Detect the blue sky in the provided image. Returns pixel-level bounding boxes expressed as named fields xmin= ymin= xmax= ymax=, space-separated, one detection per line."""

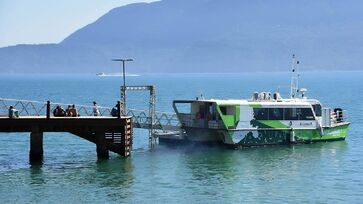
xmin=0 ymin=0 xmax=157 ymax=48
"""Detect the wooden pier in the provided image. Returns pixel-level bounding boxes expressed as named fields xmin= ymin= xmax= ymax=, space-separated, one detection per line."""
xmin=0 ymin=101 xmax=133 ymax=162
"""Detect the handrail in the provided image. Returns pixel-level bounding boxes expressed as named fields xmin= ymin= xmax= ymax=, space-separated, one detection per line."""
xmin=0 ymin=98 xmax=113 ymax=117
xmin=0 ymin=98 xmax=181 ymax=130
xmin=330 ymin=109 xmax=347 ymax=124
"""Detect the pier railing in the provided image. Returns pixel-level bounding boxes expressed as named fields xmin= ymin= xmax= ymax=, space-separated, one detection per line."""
xmin=0 ymin=98 xmax=113 ymax=117
xmin=0 ymin=98 xmax=181 ymax=131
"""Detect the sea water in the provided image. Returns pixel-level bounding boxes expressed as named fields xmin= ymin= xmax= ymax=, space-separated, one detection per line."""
xmin=0 ymin=72 xmax=362 ymax=203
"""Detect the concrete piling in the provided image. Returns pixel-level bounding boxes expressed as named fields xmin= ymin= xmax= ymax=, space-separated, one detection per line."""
xmin=29 ymin=132 xmax=44 ymax=162
xmin=0 ymin=114 xmax=133 ymax=161
xmin=96 ymin=133 xmax=109 ymax=159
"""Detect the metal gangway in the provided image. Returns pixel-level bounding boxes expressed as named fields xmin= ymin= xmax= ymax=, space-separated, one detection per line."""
xmin=126 ymin=109 xmax=180 ymax=131
xmin=0 ymin=98 xmax=181 ymax=133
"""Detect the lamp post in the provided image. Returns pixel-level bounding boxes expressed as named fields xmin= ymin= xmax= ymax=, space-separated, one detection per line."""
xmin=112 ymin=58 xmax=133 ymax=115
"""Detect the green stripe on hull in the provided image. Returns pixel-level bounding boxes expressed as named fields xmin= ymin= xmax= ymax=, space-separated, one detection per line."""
xmin=314 ymin=123 xmax=349 ymax=141
xmin=294 ymin=123 xmax=349 ymax=142
xmin=216 ymin=105 xmax=240 ymax=129
xmin=223 ymin=123 xmax=349 ymax=145
xmin=293 ymin=129 xmax=321 ymax=142
xmin=252 ymin=120 xmax=289 ymax=129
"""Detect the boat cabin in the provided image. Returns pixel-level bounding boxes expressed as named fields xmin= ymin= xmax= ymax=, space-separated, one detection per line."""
xmin=173 ymin=97 xmax=346 ymax=130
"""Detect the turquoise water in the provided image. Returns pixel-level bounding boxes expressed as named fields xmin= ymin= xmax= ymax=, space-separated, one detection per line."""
xmin=0 ymin=72 xmax=362 ymax=203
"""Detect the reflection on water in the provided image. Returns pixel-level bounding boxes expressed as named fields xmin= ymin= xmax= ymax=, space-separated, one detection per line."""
xmin=95 ymin=158 xmax=134 ymax=186
xmin=29 ymin=163 xmax=45 ymax=185
xmin=184 ymin=146 xmax=237 ymax=182
xmin=95 ymin=158 xmax=135 ymax=200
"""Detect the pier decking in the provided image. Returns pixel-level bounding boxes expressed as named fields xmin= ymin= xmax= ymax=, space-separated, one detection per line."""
xmin=0 ymin=96 xmax=184 ymax=162
xmin=0 ymin=100 xmax=132 ymax=162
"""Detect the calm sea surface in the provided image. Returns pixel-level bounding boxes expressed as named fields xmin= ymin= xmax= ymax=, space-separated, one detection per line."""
xmin=0 ymin=72 xmax=362 ymax=203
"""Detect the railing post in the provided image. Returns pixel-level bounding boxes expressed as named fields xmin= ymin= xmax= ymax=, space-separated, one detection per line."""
xmin=46 ymin=101 xmax=50 ymax=119
xmin=117 ymin=100 xmax=121 ymax=118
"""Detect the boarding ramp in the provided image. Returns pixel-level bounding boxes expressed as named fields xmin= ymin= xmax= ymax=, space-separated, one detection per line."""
xmin=127 ymin=109 xmax=180 ymax=131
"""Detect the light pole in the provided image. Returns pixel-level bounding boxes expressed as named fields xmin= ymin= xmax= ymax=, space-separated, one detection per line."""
xmin=112 ymin=58 xmax=133 ymax=115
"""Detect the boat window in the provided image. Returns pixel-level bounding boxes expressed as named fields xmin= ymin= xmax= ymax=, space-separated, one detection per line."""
xmin=268 ymin=108 xmax=283 ymax=120
xmin=220 ymin=106 xmax=236 ymax=116
xmin=220 ymin=106 xmax=227 ymax=115
xmin=312 ymin=104 xmax=322 ymax=117
xmin=208 ymin=104 xmax=216 ymax=120
xmin=174 ymin=102 xmax=191 ymax=114
xmin=299 ymin=108 xmax=315 ymax=120
xmin=284 ymin=108 xmax=315 ymax=120
xmin=284 ymin=108 xmax=299 ymax=120
xmin=253 ymin=108 xmax=268 ymax=120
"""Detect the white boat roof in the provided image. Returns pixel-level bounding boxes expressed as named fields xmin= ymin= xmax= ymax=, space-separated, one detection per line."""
xmin=174 ymin=98 xmax=320 ymax=106
xmin=215 ymin=99 xmax=313 ymax=106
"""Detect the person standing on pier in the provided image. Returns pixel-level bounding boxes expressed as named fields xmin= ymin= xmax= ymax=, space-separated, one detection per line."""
xmin=93 ymin=101 xmax=100 ymax=116
xmin=111 ymin=104 xmax=118 ymax=117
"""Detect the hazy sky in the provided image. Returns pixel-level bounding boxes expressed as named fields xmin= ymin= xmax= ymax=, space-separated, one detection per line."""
xmin=0 ymin=0 xmax=157 ymax=48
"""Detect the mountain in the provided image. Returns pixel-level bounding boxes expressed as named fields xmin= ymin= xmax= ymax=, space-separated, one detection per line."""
xmin=1 ymin=0 xmax=363 ymax=73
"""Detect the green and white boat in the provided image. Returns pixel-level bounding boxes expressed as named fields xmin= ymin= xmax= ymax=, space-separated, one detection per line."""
xmin=173 ymin=56 xmax=349 ymax=146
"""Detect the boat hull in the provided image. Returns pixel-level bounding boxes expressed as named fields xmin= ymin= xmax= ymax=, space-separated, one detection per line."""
xmin=314 ymin=123 xmax=350 ymax=141
xmin=225 ymin=123 xmax=349 ymax=146
xmin=182 ymin=123 xmax=349 ymax=146
xmin=183 ymin=127 xmax=223 ymax=142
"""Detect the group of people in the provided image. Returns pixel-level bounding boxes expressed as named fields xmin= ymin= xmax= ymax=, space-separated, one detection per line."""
xmin=53 ymin=101 xmax=100 ymax=117
xmin=7 ymin=101 xmax=118 ymax=118
xmin=53 ymin=104 xmax=79 ymax=117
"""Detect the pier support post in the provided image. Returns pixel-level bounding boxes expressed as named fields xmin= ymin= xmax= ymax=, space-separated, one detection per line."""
xmin=29 ymin=132 xmax=44 ymax=162
xmin=46 ymin=101 xmax=51 ymax=119
xmin=96 ymin=133 xmax=109 ymax=159
xmin=117 ymin=101 xmax=121 ymax=118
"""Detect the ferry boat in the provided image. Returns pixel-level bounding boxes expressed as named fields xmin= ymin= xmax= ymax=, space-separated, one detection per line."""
xmin=172 ymin=56 xmax=349 ymax=146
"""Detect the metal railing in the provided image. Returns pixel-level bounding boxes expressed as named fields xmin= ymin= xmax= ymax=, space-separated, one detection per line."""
xmin=0 ymin=98 xmax=47 ymax=116
xmin=126 ymin=109 xmax=180 ymax=131
xmin=0 ymin=98 xmax=181 ymax=131
xmin=331 ymin=110 xmax=348 ymax=125
xmin=0 ymin=98 xmax=113 ymax=117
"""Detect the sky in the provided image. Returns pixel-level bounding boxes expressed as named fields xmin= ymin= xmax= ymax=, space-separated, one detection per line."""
xmin=0 ymin=0 xmax=157 ymax=48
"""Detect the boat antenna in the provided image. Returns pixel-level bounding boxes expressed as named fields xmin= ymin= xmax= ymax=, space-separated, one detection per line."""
xmin=290 ymin=54 xmax=300 ymax=98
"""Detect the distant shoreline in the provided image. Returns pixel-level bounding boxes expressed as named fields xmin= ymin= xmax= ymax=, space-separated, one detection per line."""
xmin=0 ymin=70 xmax=362 ymax=75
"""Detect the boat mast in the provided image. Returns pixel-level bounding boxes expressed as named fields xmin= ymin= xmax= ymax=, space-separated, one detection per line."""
xmin=290 ymin=54 xmax=300 ymax=98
